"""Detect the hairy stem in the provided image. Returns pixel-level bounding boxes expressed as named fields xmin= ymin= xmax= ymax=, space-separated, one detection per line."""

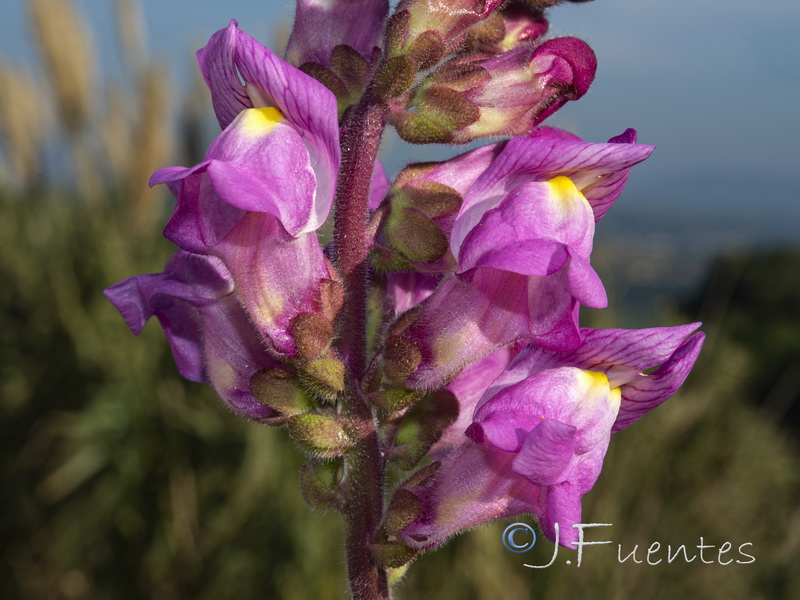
xmin=332 ymin=91 xmax=389 ymax=600
xmin=333 ymin=91 xmax=385 ymax=381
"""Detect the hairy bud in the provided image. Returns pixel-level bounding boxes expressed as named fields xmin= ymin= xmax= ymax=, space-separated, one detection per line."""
xmin=390 ymin=37 xmax=596 ymax=143
xmin=250 ymin=369 xmax=315 ymax=416
xmin=288 ymin=414 xmax=353 ymax=458
xmin=292 ymin=312 xmax=335 ymax=362
xmin=300 ymin=358 xmax=346 ymax=401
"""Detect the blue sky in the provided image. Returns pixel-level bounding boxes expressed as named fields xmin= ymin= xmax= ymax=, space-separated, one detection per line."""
xmin=2 ymin=0 xmax=799 ymax=241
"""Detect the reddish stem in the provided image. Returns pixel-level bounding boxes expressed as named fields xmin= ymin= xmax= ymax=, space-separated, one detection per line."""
xmin=332 ymin=91 xmax=390 ymax=600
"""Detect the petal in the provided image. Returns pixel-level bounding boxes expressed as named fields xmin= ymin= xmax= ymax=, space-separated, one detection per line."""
xmin=386 ymin=271 xmax=441 ymax=316
xmin=213 ymin=213 xmax=332 ymax=356
xmin=454 ymin=176 xmax=596 ymax=264
xmin=105 ymin=252 xmax=279 ymax=420
xmin=369 ymin=159 xmax=390 ymax=210
xmin=204 ymin=108 xmax=318 ymax=235
xmin=400 ymin=441 xmax=544 ymax=551
xmin=573 ymin=323 xmax=703 ymax=376
xmin=432 ymin=346 xmax=516 ymax=459
xmin=458 ymin=132 xmax=654 ymax=230
xmin=613 ymin=332 xmax=705 ymax=432
xmin=403 ymin=269 xmax=530 ymax=390
xmin=512 ymin=419 xmax=577 ymax=486
xmin=285 ymin=0 xmax=388 ymax=66
xmin=473 ymin=367 xmax=619 ymax=453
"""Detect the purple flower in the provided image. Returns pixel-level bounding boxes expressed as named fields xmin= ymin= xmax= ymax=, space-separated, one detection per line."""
xmin=392 ymin=129 xmax=655 ymax=389
xmin=104 ymin=251 xmax=279 ymax=422
xmin=150 ymin=107 xmax=337 ymax=357
xmin=398 ymin=324 xmax=704 ymax=549
xmin=145 ymin=23 xmax=346 ymax=358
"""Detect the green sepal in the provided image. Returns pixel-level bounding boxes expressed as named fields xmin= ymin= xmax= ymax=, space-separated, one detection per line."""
xmin=300 ymin=358 xmax=345 ymax=401
xmin=384 ymin=207 xmax=448 ymax=263
xmin=375 ymin=55 xmax=416 ymax=103
xmin=287 ymin=414 xmax=353 ymax=458
xmin=372 ymin=541 xmax=420 ymax=569
xmin=412 ymin=85 xmax=480 ymax=132
xmin=249 ymin=369 xmax=315 ymax=416
xmin=299 ymin=461 xmax=344 ymax=511
xmin=370 ymin=244 xmax=414 ymax=273
xmin=384 ymin=488 xmax=423 ymax=537
xmin=393 ymin=390 xmax=459 ymax=469
xmin=383 ymin=336 xmax=423 ymax=383
xmin=291 ymin=312 xmax=334 ymax=362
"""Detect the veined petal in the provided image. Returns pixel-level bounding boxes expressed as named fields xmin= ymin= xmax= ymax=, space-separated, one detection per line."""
xmin=459 ymin=131 xmax=654 ymax=228
xmin=198 ymin=21 xmax=340 ymax=230
xmin=613 ymin=332 xmax=705 ymax=432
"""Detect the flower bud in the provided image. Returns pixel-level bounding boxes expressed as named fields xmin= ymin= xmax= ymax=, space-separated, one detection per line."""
xmin=291 ymin=312 xmax=335 ymax=362
xmin=299 ymin=461 xmax=344 ymax=511
xmin=300 ymin=358 xmax=346 ymax=401
xmin=390 ymin=37 xmax=596 ymax=144
xmin=287 ymin=414 xmax=353 ymax=458
xmin=386 ymin=0 xmax=505 ymax=62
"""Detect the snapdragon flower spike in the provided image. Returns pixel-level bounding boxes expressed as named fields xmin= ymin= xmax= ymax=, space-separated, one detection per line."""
xmin=394 ymin=129 xmax=654 ymax=389
xmin=286 ymin=0 xmax=388 ymax=68
xmin=151 ymin=106 xmax=334 ymax=357
xmin=198 ymin=20 xmax=340 ymax=230
xmin=104 ymin=251 xmax=279 ymax=422
xmin=398 ymin=324 xmax=704 ymax=550
xmin=390 ymin=38 xmax=596 ymax=144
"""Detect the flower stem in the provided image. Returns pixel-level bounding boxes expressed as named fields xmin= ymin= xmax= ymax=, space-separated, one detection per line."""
xmin=332 ymin=91 xmax=389 ymax=600
xmin=333 ymin=91 xmax=385 ymax=382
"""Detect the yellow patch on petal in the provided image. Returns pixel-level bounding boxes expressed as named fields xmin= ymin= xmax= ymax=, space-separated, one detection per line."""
xmin=577 ymin=369 xmax=622 ymax=411
xmin=547 ymin=175 xmax=583 ymax=201
xmin=240 ymin=106 xmax=285 ymax=136
xmin=544 ymin=175 xmax=592 ymax=220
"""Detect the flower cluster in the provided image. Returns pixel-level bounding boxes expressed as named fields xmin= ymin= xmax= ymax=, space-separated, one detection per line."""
xmin=106 ymin=0 xmax=703 ymax=594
